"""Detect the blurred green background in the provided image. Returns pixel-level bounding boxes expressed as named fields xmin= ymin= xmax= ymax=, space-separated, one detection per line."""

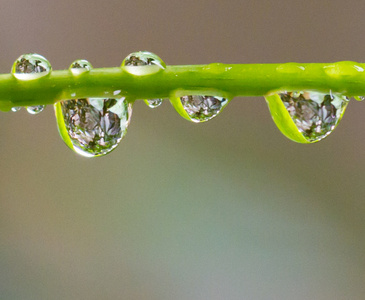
xmin=1 ymin=0 xmax=365 ymax=299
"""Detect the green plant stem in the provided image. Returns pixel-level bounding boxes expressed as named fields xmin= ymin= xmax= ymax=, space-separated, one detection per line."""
xmin=0 ymin=61 xmax=364 ymax=111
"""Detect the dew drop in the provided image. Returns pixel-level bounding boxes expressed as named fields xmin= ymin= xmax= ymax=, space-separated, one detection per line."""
xmin=11 ymin=107 xmax=21 ymax=112
xmin=11 ymin=53 xmax=51 ymax=80
xmin=122 ymin=51 xmax=165 ymax=108
xmin=172 ymin=95 xmax=230 ymax=123
xmin=276 ymin=63 xmax=306 ymax=73
xmin=54 ymin=98 xmax=132 ymax=157
xmin=265 ymin=91 xmax=349 ymax=143
xmin=27 ymin=105 xmax=45 ymax=115
xmin=122 ymin=51 xmax=166 ymax=69
xmin=353 ymin=96 xmax=365 ymax=101
xmin=69 ymin=59 xmax=93 ymax=76
xmin=144 ymin=99 xmax=163 ymax=108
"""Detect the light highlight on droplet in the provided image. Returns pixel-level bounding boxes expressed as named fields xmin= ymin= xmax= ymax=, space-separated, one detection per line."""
xmin=11 ymin=107 xmax=21 ymax=112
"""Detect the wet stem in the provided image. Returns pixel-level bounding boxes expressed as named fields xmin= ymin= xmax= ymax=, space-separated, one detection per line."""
xmin=0 ymin=61 xmax=364 ymax=111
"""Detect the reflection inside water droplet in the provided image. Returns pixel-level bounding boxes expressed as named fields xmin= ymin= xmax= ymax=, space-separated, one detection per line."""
xmin=180 ymin=95 xmax=230 ymax=122
xmin=55 ymin=98 xmax=132 ymax=157
xmin=278 ymin=91 xmax=349 ymax=142
xmin=69 ymin=59 xmax=93 ymax=75
xmin=27 ymin=105 xmax=45 ymax=115
xmin=11 ymin=53 xmax=51 ymax=80
xmin=144 ymin=99 xmax=163 ymax=108
xmin=11 ymin=107 xmax=21 ymax=112
xmin=122 ymin=51 xmax=166 ymax=69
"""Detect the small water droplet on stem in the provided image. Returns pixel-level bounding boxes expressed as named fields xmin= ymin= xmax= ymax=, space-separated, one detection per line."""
xmin=11 ymin=107 xmax=21 ymax=112
xmin=69 ymin=59 xmax=93 ymax=76
xmin=27 ymin=105 xmax=45 ymax=115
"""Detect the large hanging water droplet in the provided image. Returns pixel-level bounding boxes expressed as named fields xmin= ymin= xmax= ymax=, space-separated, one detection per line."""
xmin=171 ymin=95 xmax=230 ymax=123
xmin=265 ymin=91 xmax=349 ymax=143
xmin=27 ymin=105 xmax=45 ymax=115
xmin=122 ymin=51 xmax=165 ymax=108
xmin=69 ymin=59 xmax=93 ymax=76
xmin=54 ymin=98 xmax=132 ymax=157
xmin=11 ymin=53 xmax=51 ymax=80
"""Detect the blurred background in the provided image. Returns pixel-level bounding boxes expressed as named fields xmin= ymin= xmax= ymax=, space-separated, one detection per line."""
xmin=0 ymin=0 xmax=365 ymax=299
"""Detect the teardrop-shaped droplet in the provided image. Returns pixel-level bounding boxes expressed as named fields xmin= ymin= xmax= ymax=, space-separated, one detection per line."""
xmin=11 ymin=107 xmax=21 ymax=112
xmin=265 ymin=91 xmax=349 ymax=143
xmin=54 ymin=98 xmax=132 ymax=157
xmin=11 ymin=53 xmax=51 ymax=80
xmin=122 ymin=51 xmax=165 ymax=108
xmin=27 ymin=105 xmax=45 ymax=115
xmin=69 ymin=59 xmax=93 ymax=76
xmin=171 ymin=95 xmax=230 ymax=123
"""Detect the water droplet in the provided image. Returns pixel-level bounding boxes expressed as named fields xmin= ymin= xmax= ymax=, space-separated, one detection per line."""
xmin=11 ymin=107 xmax=21 ymax=112
xmin=27 ymin=105 xmax=45 ymax=115
xmin=276 ymin=63 xmax=306 ymax=73
xmin=353 ymin=96 xmax=365 ymax=101
xmin=122 ymin=51 xmax=166 ymax=69
xmin=122 ymin=51 xmax=165 ymax=76
xmin=171 ymin=95 xmax=230 ymax=123
xmin=11 ymin=53 xmax=51 ymax=80
xmin=54 ymin=98 xmax=132 ymax=157
xmin=122 ymin=51 xmax=165 ymax=107
xmin=69 ymin=59 xmax=93 ymax=75
xmin=144 ymin=99 xmax=163 ymax=108
xmin=265 ymin=91 xmax=349 ymax=143
xmin=324 ymin=61 xmax=363 ymax=78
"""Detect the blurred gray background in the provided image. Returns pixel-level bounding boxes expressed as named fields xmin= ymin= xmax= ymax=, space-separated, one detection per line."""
xmin=0 ymin=0 xmax=365 ymax=299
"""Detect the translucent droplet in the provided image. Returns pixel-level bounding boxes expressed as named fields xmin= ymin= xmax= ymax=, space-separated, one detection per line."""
xmin=54 ymin=98 xmax=132 ymax=157
xmin=144 ymin=99 xmax=163 ymax=108
xmin=122 ymin=51 xmax=165 ymax=107
xmin=69 ymin=59 xmax=93 ymax=76
xmin=354 ymin=96 xmax=365 ymax=101
xmin=122 ymin=51 xmax=166 ymax=69
xmin=27 ymin=105 xmax=45 ymax=115
xmin=11 ymin=53 xmax=51 ymax=80
xmin=11 ymin=107 xmax=21 ymax=112
xmin=265 ymin=91 xmax=349 ymax=143
xmin=276 ymin=63 xmax=305 ymax=73
xmin=172 ymin=95 xmax=230 ymax=123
